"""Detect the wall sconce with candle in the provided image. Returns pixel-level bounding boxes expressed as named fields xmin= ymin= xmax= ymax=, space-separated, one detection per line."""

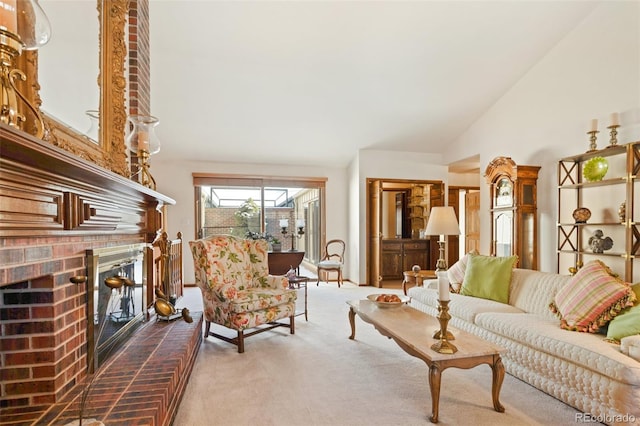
xmin=125 ymin=115 xmax=161 ymax=190
xmin=280 ymin=218 xmax=305 ymax=251
xmin=0 ymin=0 xmax=51 ymax=138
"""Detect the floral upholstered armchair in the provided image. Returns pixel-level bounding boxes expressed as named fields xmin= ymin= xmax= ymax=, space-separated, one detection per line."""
xmin=189 ymin=235 xmax=297 ymax=353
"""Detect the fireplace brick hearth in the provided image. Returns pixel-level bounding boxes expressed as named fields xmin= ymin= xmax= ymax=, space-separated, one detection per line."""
xmin=1 ymin=125 xmax=176 ymax=418
xmin=1 ymin=312 xmax=203 ymax=425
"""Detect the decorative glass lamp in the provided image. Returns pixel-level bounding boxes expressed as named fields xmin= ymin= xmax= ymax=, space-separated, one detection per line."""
xmin=125 ymin=115 xmax=161 ymax=190
xmin=0 ymin=0 xmax=51 ymax=137
xmin=425 ymin=206 xmax=461 ymax=272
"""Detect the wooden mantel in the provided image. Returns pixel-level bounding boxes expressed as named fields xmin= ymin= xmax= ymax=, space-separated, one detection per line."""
xmin=0 ymin=124 xmax=175 ymax=286
xmin=1 ymin=125 xmax=174 ymax=238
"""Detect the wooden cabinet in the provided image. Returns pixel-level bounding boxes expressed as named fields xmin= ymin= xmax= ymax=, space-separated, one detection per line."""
xmin=381 ymin=239 xmax=430 ymax=280
xmin=557 ymin=142 xmax=640 ymax=281
xmin=485 ymin=157 xmax=540 ymax=270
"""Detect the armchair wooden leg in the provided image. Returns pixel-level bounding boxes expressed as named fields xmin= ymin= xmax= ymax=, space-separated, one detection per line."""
xmin=290 ymin=315 xmax=295 ymax=335
xmin=204 ymin=320 xmax=212 ymax=340
xmin=237 ymin=330 xmax=245 ymax=353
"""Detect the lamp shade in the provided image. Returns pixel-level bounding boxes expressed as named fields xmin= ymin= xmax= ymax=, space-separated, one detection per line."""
xmin=425 ymin=206 xmax=460 ymax=236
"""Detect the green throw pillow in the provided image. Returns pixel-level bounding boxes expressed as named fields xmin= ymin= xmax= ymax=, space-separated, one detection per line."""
xmin=606 ymin=283 xmax=640 ymax=342
xmin=460 ymin=254 xmax=518 ymax=304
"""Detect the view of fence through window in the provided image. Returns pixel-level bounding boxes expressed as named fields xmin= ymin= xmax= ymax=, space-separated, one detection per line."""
xmin=198 ymin=186 xmax=321 ymax=264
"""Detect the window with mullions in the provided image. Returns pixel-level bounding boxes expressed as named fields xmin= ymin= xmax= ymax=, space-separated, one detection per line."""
xmin=193 ymin=175 xmax=325 ymax=265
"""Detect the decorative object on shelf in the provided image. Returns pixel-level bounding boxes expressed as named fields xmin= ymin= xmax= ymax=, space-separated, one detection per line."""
xmin=582 ymin=156 xmax=608 ymax=182
xmin=618 ymin=201 xmax=626 ymax=223
xmin=431 ymin=272 xmax=457 ymax=354
xmin=279 ymin=218 xmax=305 ymax=251
xmin=588 ymin=229 xmax=613 ymax=253
xmin=587 ymin=119 xmax=599 ymax=152
xmin=608 ymin=112 xmax=620 ymax=147
xmin=572 ymin=207 xmax=591 ymax=223
xmin=125 ymin=115 xmax=161 ymax=190
xmin=425 ymin=206 xmax=460 ymax=272
xmin=0 ymin=0 xmax=51 ymax=138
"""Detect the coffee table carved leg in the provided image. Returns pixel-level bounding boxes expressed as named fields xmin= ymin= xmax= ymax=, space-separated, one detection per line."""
xmin=428 ymin=363 xmax=442 ymax=423
xmin=348 ymin=307 xmax=356 ymax=339
xmin=491 ymin=356 xmax=506 ymax=413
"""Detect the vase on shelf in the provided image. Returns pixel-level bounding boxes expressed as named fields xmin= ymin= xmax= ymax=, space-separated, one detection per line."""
xmin=572 ymin=207 xmax=591 ymax=224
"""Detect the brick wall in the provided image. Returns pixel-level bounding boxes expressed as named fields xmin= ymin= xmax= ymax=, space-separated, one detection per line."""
xmin=128 ymin=0 xmax=151 ymax=117
xmin=0 ymin=234 xmax=143 ymax=409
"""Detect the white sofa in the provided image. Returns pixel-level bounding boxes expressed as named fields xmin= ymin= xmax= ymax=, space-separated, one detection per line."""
xmin=408 ymin=268 xmax=640 ymax=425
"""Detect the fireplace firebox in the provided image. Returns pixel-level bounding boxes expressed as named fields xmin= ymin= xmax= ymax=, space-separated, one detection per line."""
xmin=87 ymin=244 xmax=148 ymax=372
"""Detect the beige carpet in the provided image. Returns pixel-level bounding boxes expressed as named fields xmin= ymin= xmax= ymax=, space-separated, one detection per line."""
xmin=174 ymin=282 xmax=585 ymax=426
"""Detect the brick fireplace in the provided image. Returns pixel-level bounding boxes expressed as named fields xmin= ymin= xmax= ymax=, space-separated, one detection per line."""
xmin=0 ymin=126 xmax=174 ymax=411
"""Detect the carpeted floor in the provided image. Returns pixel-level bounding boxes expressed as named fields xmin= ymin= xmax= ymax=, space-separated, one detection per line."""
xmin=174 ymin=281 xmax=585 ymax=426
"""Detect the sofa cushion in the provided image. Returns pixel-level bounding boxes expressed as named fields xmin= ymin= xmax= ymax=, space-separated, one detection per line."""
xmin=407 ymin=287 xmax=524 ymax=324
xmin=549 ymin=260 xmax=637 ymax=333
xmin=606 ymin=283 xmax=640 ymax=342
xmin=474 ymin=311 xmax=640 ymax=386
xmin=460 ymin=254 xmax=518 ymax=304
xmin=447 ymin=250 xmax=478 ymax=291
xmin=509 ymin=269 xmax=571 ymax=320
xmin=230 ymin=288 xmax=297 ymax=313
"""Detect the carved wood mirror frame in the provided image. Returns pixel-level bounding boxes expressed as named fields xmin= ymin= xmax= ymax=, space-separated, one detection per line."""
xmin=19 ymin=0 xmax=129 ymax=177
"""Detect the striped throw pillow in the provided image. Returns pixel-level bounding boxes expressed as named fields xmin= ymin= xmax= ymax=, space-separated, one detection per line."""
xmin=447 ymin=250 xmax=478 ymax=289
xmin=549 ymin=260 xmax=637 ymax=333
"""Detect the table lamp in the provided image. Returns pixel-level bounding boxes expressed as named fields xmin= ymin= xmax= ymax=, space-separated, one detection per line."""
xmin=425 ymin=206 xmax=460 ymax=272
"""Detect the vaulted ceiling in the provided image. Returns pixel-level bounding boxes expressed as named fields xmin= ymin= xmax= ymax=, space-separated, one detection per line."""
xmin=39 ymin=1 xmax=601 ymax=169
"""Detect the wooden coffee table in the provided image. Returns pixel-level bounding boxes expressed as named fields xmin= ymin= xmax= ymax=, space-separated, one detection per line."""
xmin=347 ymin=299 xmax=505 ymax=423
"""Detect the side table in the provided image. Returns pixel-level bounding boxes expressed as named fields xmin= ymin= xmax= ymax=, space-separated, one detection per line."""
xmin=402 ymin=269 xmax=437 ymax=295
xmin=287 ymin=276 xmax=309 ymax=321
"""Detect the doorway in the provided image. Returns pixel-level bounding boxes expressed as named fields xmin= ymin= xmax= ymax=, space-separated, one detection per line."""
xmin=449 ymin=186 xmax=480 ymax=258
xmin=367 ymin=178 xmax=444 ymax=288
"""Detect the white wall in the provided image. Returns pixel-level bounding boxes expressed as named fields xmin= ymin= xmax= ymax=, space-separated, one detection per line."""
xmin=152 ymin=2 xmax=639 ymax=285
xmin=152 ymin=159 xmax=348 ymax=284
xmin=445 ymin=1 xmax=640 ymax=273
xmin=356 ymin=149 xmax=448 ymax=284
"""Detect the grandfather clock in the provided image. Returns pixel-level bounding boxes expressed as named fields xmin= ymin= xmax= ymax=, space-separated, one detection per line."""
xmin=485 ymin=157 xmax=540 ymax=270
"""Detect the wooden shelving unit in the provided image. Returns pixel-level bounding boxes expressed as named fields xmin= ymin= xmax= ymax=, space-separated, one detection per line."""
xmin=557 ymin=141 xmax=640 ymax=281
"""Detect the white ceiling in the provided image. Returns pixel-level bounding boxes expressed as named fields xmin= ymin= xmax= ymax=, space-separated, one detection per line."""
xmin=38 ymin=1 xmax=601 ymax=170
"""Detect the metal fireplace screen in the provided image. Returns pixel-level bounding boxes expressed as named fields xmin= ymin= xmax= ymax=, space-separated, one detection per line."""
xmin=87 ymin=244 xmax=147 ymax=372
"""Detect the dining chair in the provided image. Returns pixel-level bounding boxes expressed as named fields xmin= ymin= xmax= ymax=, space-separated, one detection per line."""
xmin=316 ymin=239 xmax=345 ymax=288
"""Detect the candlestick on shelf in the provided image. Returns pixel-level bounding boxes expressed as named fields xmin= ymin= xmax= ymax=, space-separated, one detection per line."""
xmin=431 ymin=299 xmax=458 ymax=354
xmin=607 ymin=113 xmax=620 ymax=147
xmin=587 ymin=130 xmax=599 ymax=152
xmin=610 ymin=112 xmax=620 ymax=127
